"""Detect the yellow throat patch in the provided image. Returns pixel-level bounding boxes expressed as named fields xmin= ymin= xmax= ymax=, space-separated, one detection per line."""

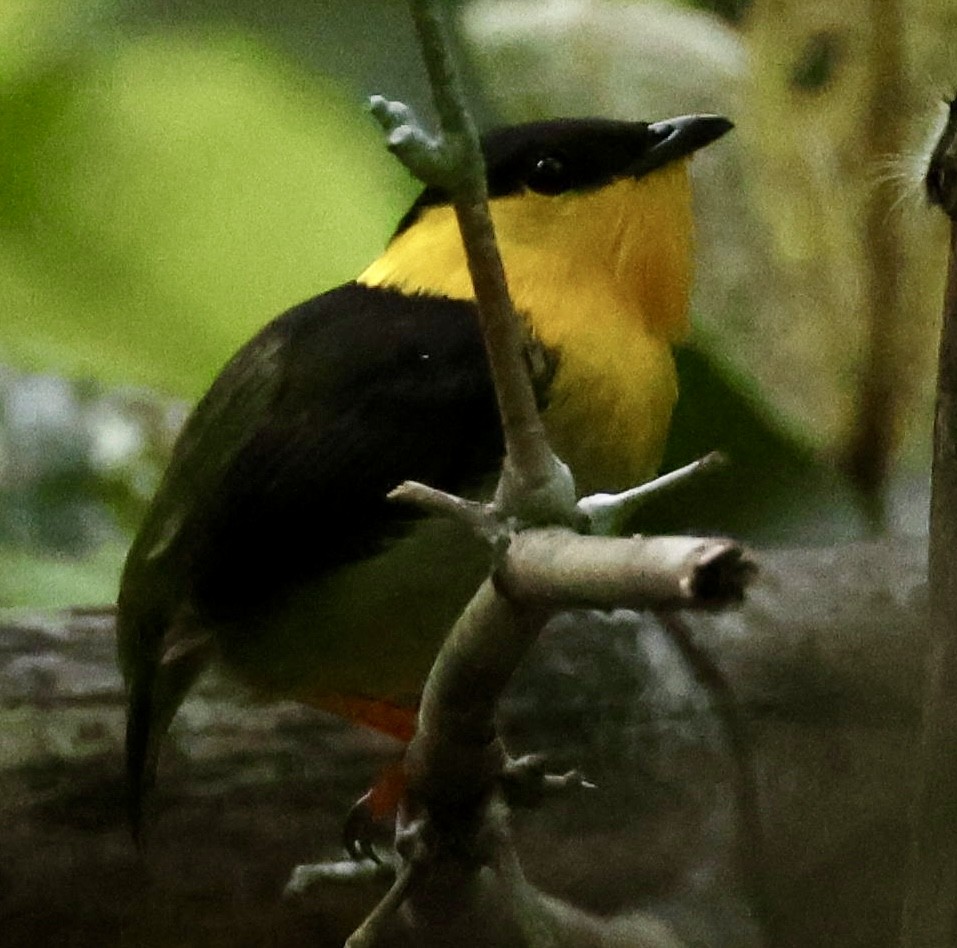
xmin=359 ymin=160 xmax=696 ymax=494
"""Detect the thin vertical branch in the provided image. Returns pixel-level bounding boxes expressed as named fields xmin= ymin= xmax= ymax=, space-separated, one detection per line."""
xmin=900 ymin=100 xmax=957 ymax=948
xmin=842 ymin=0 xmax=907 ymax=525
xmin=406 ymin=0 xmax=575 ymax=515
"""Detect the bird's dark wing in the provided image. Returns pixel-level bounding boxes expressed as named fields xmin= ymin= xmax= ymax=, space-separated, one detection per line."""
xmin=197 ymin=284 xmax=505 ymax=622
xmin=117 ymin=282 xmax=504 ymax=833
xmin=123 ymin=281 xmax=504 ymax=628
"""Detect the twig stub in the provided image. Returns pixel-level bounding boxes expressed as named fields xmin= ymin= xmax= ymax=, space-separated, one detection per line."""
xmin=495 ymin=528 xmax=755 ymax=611
xmin=578 ymin=451 xmax=727 ymax=536
xmin=368 ymin=95 xmax=459 ymax=190
xmin=681 ymin=540 xmax=756 ymax=606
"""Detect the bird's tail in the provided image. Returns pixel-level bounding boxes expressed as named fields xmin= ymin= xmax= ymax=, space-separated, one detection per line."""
xmin=118 ymin=602 xmax=212 ymax=844
xmin=124 ymin=661 xmax=159 ymax=844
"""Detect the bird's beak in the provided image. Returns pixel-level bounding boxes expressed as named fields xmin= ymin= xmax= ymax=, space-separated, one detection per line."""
xmin=629 ymin=114 xmax=734 ymax=179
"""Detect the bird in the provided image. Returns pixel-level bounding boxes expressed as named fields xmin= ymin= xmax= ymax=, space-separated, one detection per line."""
xmin=116 ymin=112 xmax=733 ymax=841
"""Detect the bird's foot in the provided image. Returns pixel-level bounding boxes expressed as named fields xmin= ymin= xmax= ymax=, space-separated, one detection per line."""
xmin=343 ymin=760 xmax=407 ymax=862
xmin=284 ymin=767 xmax=406 ymax=899
xmin=343 ymin=790 xmax=388 ymax=863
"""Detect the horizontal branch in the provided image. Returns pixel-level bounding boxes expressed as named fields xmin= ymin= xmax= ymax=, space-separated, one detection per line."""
xmin=407 ymin=530 xmax=753 ymax=800
xmin=495 ymin=529 xmax=754 ymax=611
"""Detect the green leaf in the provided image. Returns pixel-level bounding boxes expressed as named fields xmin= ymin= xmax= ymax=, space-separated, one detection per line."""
xmin=644 ymin=346 xmax=867 ymax=543
xmin=0 ymin=29 xmax=417 ymax=396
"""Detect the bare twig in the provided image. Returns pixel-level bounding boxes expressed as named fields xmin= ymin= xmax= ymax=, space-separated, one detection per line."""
xmin=842 ymin=0 xmax=906 ymax=524
xmin=500 ymin=753 xmax=596 ymax=808
xmin=344 ymin=862 xmax=419 ymax=948
xmin=900 ymin=98 xmax=957 ymax=948
xmin=388 ymin=460 xmax=751 ymax=610
xmin=370 ymin=3 xmax=576 ymax=525
xmin=407 ymin=580 xmax=542 ymax=799
xmin=578 ymin=451 xmax=726 ymax=535
xmin=388 ymin=480 xmax=502 ymax=542
xmin=284 ymin=857 xmax=393 ymax=895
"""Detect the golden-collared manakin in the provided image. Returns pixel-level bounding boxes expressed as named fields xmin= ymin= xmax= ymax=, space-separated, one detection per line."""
xmin=117 ymin=113 xmax=733 ymax=835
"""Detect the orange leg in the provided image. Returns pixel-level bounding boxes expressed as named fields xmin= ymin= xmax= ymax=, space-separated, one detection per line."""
xmin=312 ymin=694 xmax=418 ymax=856
xmin=313 ymin=693 xmax=418 ymax=744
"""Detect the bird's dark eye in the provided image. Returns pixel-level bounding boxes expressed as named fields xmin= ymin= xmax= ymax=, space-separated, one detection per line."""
xmin=526 ymin=153 xmax=572 ymax=195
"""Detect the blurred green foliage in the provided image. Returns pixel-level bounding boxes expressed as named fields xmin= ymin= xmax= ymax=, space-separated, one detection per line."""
xmin=0 ymin=0 xmax=418 ymax=606
xmin=2 ymin=0 xmax=910 ymax=608
xmin=650 ymin=346 xmax=863 ymax=544
xmin=0 ymin=26 xmax=416 ymax=395
xmin=685 ymin=0 xmax=753 ymax=23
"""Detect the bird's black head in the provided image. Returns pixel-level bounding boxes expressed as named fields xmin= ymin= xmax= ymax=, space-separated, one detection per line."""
xmin=394 ymin=114 xmax=733 ymax=236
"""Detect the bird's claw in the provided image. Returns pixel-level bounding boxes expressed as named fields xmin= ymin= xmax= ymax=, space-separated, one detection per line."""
xmin=343 ymin=790 xmax=385 ymax=864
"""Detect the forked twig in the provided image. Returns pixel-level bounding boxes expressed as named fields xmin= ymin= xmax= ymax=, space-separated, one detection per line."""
xmin=340 ymin=1 xmax=754 ymax=943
